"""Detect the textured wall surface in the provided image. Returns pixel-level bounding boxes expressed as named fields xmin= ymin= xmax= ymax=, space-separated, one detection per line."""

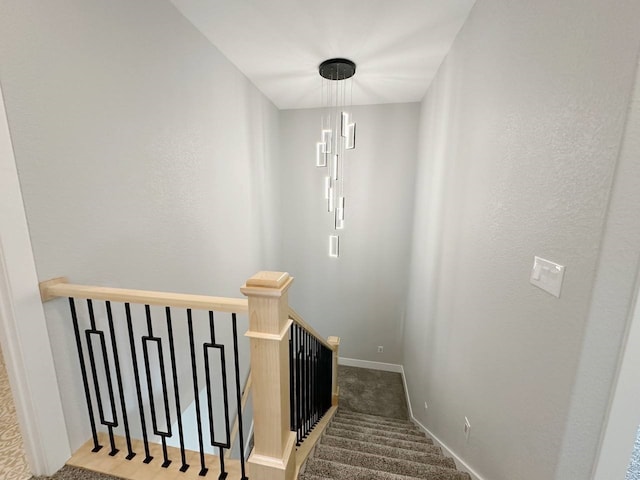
xmin=0 ymin=0 xmax=278 ymax=451
xmin=564 ymin=57 xmax=640 ymax=480
xmin=278 ymin=103 xmax=419 ymax=363
xmin=402 ymin=1 xmax=640 ymax=479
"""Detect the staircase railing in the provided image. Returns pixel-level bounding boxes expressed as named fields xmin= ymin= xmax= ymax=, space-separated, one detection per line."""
xmin=40 ymin=277 xmax=251 ymax=479
xmin=40 ymin=272 xmax=339 ymax=480
xmin=239 ymin=272 xmax=340 ymax=480
xmin=288 ymin=309 xmax=335 ymax=445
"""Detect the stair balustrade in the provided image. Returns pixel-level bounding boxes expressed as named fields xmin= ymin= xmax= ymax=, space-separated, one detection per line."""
xmin=288 ymin=313 xmax=335 ymax=445
xmin=39 ymin=271 xmax=339 ymax=480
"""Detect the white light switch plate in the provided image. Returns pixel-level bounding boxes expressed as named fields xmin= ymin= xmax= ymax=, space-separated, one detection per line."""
xmin=530 ymin=256 xmax=565 ymax=298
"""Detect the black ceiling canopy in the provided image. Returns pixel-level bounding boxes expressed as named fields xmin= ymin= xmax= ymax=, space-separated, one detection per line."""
xmin=319 ymin=58 xmax=356 ymax=80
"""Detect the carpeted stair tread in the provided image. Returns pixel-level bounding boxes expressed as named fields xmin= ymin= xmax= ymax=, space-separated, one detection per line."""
xmin=305 ymin=457 xmax=471 ymax=480
xmin=325 ymin=426 xmax=436 ymax=452
xmin=328 ymin=422 xmax=431 ymax=443
xmin=304 ymin=457 xmax=424 ymax=480
xmin=320 ymin=434 xmax=447 ymax=465
xmin=337 ymin=410 xmax=413 ymax=426
xmin=331 ymin=417 xmax=425 ymax=435
xmin=335 ymin=411 xmax=418 ymax=426
xmin=299 ymin=475 xmax=334 ymax=480
xmin=314 ymin=443 xmax=458 ymax=476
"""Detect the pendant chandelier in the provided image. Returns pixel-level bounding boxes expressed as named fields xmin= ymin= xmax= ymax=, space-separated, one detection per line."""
xmin=316 ymin=58 xmax=357 ymax=258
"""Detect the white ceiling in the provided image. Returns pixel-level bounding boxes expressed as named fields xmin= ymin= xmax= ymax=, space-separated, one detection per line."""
xmin=170 ymin=0 xmax=476 ymax=110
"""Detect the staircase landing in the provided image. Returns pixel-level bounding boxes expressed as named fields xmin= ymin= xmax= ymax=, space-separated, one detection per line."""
xmin=67 ymin=433 xmax=243 ymax=480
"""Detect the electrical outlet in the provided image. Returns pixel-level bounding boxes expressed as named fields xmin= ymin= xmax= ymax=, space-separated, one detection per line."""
xmin=464 ymin=417 xmax=471 ymax=440
xmin=377 ymin=345 xmax=384 ymax=353
xmin=424 ymin=401 xmax=428 ymax=411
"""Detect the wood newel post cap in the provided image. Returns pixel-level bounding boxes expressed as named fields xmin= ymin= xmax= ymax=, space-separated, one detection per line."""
xmin=241 ymin=271 xmax=294 ymax=298
xmin=328 ymin=336 xmax=341 ymax=349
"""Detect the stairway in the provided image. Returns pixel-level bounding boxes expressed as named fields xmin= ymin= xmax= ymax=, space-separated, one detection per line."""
xmin=300 ymin=410 xmax=471 ymax=480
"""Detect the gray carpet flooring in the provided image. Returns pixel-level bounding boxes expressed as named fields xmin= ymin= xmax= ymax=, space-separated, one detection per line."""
xmin=337 ymin=365 xmax=408 ymax=420
xmin=31 ymin=467 xmax=117 ymax=480
xmin=303 ymin=367 xmax=470 ymax=479
xmin=301 ymin=411 xmax=470 ymax=480
xmin=627 ymin=425 xmax=640 ymax=480
xmin=31 ymin=366 xmax=461 ymax=480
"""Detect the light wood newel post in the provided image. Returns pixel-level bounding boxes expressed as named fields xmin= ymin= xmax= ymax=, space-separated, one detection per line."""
xmin=241 ymin=272 xmax=296 ymax=480
xmin=328 ymin=336 xmax=341 ymax=406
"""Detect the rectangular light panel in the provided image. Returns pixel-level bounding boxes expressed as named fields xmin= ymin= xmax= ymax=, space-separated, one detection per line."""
xmin=329 ymin=235 xmax=339 ymax=258
xmin=316 ymin=143 xmax=327 ymax=167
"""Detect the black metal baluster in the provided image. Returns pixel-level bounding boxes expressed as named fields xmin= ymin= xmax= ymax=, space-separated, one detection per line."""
xmin=142 ymin=305 xmax=172 ymax=468
xmin=288 ymin=326 xmax=295 ymax=434
xmin=317 ymin=337 xmax=320 ymax=425
xmin=204 ymin=311 xmax=229 ymax=480
xmin=312 ymin=336 xmax=317 ymax=426
xmin=318 ymin=340 xmax=322 ymax=419
xmin=106 ymin=301 xmax=134 ymax=459
xmin=328 ymin=345 xmax=333 ymax=409
xmin=318 ymin=342 xmax=322 ymax=418
xmin=69 ymin=298 xmax=102 ymax=452
xmin=291 ymin=323 xmax=300 ymax=445
xmin=300 ymin=327 xmax=305 ymax=440
xmin=86 ymin=300 xmax=119 ymax=455
xmin=324 ymin=346 xmax=329 ymax=412
xmin=304 ymin=330 xmax=310 ymax=437
xmin=231 ymin=314 xmax=249 ymax=480
xmin=125 ymin=303 xmax=153 ymax=463
xmin=187 ymin=309 xmax=208 ymax=476
xmin=308 ymin=333 xmax=312 ymax=425
xmin=313 ymin=337 xmax=317 ymax=424
xmin=166 ymin=307 xmax=189 ymax=472
xmin=320 ymin=345 xmax=324 ymax=414
xmin=320 ymin=345 xmax=327 ymax=416
xmin=318 ymin=340 xmax=323 ymax=419
xmin=307 ymin=333 xmax=316 ymax=433
xmin=327 ymin=345 xmax=332 ymax=410
xmin=293 ymin=323 xmax=301 ymax=445
xmin=318 ymin=343 xmax=323 ymax=417
xmin=305 ymin=329 xmax=309 ymax=437
xmin=324 ymin=345 xmax=328 ymax=412
xmin=298 ymin=326 xmax=303 ymax=441
xmin=315 ymin=341 xmax=319 ymax=420
xmin=308 ymin=332 xmax=313 ymax=434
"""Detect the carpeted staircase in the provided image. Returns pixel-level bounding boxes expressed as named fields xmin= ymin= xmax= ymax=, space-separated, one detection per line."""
xmin=300 ymin=409 xmax=471 ymax=480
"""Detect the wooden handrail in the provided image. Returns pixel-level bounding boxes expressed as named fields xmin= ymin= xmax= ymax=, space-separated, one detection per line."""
xmin=39 ymin=277 xmax=248 ymax=314
xmin=288 ymin=307 xmax=334 ymax=351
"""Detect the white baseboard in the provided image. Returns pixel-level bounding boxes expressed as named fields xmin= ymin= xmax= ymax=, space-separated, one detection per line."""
xmin=399 ymin=365 xmax=415 ymax=419
xmin=338 ymin=357 xmax=403 ymax=373
xmin=399 ymin=366 xmax=486 ymax=480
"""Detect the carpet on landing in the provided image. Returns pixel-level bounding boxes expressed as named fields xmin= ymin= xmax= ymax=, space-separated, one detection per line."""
xmin=32 ymin=466 xmax=118 ymax=480
xmin=337 ymin=365 xmax=408 ymax=419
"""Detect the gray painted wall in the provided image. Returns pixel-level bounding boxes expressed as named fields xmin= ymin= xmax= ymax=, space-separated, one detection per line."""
xmin=402 ymin=1 xmax=640 ymax=479
xmin=0 ymin=0 xmax=278 ymax=451
xmin=277 ymin=103 xmax=419 ymax=363
xmin=560 ymin=57 xmax=640 ymax=479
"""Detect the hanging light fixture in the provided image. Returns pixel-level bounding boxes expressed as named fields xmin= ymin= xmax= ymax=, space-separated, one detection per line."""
xmin=316 ymin=58 xmax=356 ymax=258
